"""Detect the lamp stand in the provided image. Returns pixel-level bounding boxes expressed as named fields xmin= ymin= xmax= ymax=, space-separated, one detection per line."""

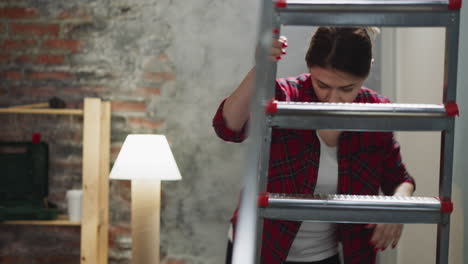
xmin=131 ymin=179 xmax=161 ymax=264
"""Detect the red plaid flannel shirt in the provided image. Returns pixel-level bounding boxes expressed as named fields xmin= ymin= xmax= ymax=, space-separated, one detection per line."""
xmin=213 ymin=73 xmax=415 ymax=264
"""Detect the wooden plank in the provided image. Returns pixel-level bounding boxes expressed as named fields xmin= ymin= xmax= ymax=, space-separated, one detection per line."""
xmin=132 ymin=180 xmax=161 ymax=264
xmin=80 ymin=98 xmax=102 ymax=264
xmin=8 ymin=103 xmax=49 ymax=109
xmin=2 ymin=215 xmax=81 ymax=226
xmin=0 ymin=108 xmax=83 ymax=115
xmin=98 ymin=101 xmax=111 ymax=264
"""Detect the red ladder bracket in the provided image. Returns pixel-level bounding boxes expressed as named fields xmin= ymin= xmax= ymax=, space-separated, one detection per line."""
xmin=445 ymin=102 xmax=459 ymax=116
xmin=266 ymin=100 xmax=278 ymax=114
xmin=258 ymin=192 xmax=270 ymax=207
xmin=275 ymin=0 xmax=287 ymax=8
xmin=435 ymin=197 xmax=454 ymax=213
xmin=449 ymin=0 xmax=462 ymax=10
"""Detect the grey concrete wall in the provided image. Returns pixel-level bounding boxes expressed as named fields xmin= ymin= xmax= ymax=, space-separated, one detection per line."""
xmin=159 ymin=1 xmax=258 ymax=263
xmin=0 ymin=0 xmax=260 ymax=263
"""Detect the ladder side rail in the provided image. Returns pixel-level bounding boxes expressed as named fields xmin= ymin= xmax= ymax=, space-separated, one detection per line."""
xmin=258 ymin=11 xmax=281 ymax=210
xmin=279 ymin=11 xmax=456 ymax=27
xmin=437 ymin=13 xmax=460 ymax=264
xmin=254 ymin=12 xmax=282 ymax=264
xmin=437 ymin=132 xmax=455 ymax=264
xmin=231 ymin=0 xmax=275 ymax=263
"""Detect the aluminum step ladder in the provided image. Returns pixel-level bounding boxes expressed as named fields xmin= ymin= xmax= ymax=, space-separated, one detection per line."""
xmin=232 ymin=0 xmax=462 ymax=263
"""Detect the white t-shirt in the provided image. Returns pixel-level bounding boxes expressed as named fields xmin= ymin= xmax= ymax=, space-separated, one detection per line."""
xmin=286 ymin=131 xmax=339 ymax=262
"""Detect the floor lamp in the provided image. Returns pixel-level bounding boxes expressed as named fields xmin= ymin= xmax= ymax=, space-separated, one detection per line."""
xmin=110 ymin=134 xmax=182 ymax=264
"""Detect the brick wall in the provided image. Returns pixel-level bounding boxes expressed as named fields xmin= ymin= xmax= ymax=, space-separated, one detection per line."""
xmin=0 ymin=0 xmax=257 ymax=263
xmin=0 ymin=2 xmax=173 ymax=263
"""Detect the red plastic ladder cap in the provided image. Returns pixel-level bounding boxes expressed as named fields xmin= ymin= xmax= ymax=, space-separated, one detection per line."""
xmin=445 ymin=102 xmax=459 ymax=116
xmin=258 ymin=192 xmax=270 ymax=207
xmin=449 ymin=0 xmax=462 ymax=10
xmin=435 ymin=197 xmax=454 ymax=213
xmin=275 ymin=0 xmax=287 ymax=8
xmin=266 ymin=100 xmax=278 ymax=114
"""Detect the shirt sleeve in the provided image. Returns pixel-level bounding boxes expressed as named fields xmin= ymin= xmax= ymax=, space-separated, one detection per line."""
xmin=212 ymin=80 xmax=293 ymax=143
xmin=380 ymin=133 xmax=416 ymax=195
xmin=212 ymin=98 xmax=248 ymax=143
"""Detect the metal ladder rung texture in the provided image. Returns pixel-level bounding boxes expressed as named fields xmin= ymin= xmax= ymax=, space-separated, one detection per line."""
xmin=268 ymin=101 xmax=453 ymax=131
xmin=273 ymin=102 xmax=448 ymax=116
xmin=260 ymin=193 xmax=444 ymax=223
xmin=278 ymin=11 xmax=456 ymax=27
xmin=276 ymin=0 xmax=453 ymax=12
xmin=275 ymin=0 xmax=460 ymax=27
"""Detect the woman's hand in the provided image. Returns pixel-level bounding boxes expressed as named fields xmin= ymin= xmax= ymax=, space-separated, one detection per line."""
xmin=256 ymin=36 xmax=288 ymax=61
xmin=223 ymin=36 xmax=288 ymax=131
xmin=366 ymin=223 xmax=403 ymax=251
xmin=366 ymin=182 xmax=415 ymax=251
xmin=269 ymin=36 xmax=288 ymax=61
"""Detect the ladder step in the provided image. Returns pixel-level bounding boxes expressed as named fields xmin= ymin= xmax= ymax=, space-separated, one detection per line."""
xmin=276 ymin=0 xmax=452 ymax=12
xmin=267 ymin=101 xmax=456 ymax=131
xmin=275 ymin=0 xmax=460 ymax=27
xmin=259 ymin=193 xmax=451 ymax=224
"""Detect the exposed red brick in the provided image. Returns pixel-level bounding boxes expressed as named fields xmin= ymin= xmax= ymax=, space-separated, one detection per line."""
xmin=9 ymin=86 xmax=56 ymax=97
xmin=128 ymin=117 xmax=163 ymax=129
xmin=57 ymin=8 xmax=91 ymax=20
xmin=61 ymin=86 xmax=108 ymax=94
xmin=0 ymin=7 xmax=38 ymax=19
xmin=52 ymin=159 xmax=82 ymax=170
xmin=159 ymin=53 xmax=169 ymax=62
xmin=2 ymin=71 xmax=21 ymax=80
xmin=11 ymin=23 xmax=60 ymax=37
xmin=144 ymin=72 xmax=176 ymax=82
xmin=164 ymin=259 xmax=185 ymax=264
xmin=110 ymin=143 xmax=122 ymax=162
xmin=35 ymin=256 xmax=79 ymax=263
xmin=108 ymin=225 xmax=131 ymax=248
xmin=0 ymin=54 xmax=10 ymax=64
xmin=16 ymin=55 xmax=64 ymax=65
xmin=138 ymin=87 xmax=161 ymax=95
xmin=42 ymin=39 xmax=81 ymax=52
xmin=0 ymin=39 xmax=38 ymax=50
xmin=111 ymin=145 xmax=122 ymax=155
xmin=111 ymin=101 xmax=147 ymax=112
xmin=109 ymin=225 xmax=131 ymax=235
xmin=14 ymin=55 xmax=32 ymax=63
xmin=28 ymin=71 xmax=73 ymax=80
xmin=0 ymin=256 xmax=32 ymax=263
xmin=34 ymin=54 xmax=65 ymax=65
xmin=15 ymin=55 xmax=64 ymax=65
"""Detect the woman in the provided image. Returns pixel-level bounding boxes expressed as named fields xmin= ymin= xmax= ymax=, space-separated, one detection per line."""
xmin=213 ymin=27 xmax=415 ymax=264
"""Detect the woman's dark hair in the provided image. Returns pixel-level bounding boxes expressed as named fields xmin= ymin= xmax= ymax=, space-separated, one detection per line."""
xmin=305 ymin=27 xmax=373 ymax=78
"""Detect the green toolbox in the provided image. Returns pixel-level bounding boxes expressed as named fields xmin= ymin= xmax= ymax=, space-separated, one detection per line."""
xmin=0 ymin=140 xmax=58 ymax=221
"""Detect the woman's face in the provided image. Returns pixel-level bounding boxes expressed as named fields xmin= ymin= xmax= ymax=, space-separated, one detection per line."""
xmin=309 ymin=67 xmax=366 ymax=103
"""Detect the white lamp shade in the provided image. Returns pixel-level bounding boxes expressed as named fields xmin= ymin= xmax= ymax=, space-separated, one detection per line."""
xmin=109 ymin=134 xmax=182 ymax=181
